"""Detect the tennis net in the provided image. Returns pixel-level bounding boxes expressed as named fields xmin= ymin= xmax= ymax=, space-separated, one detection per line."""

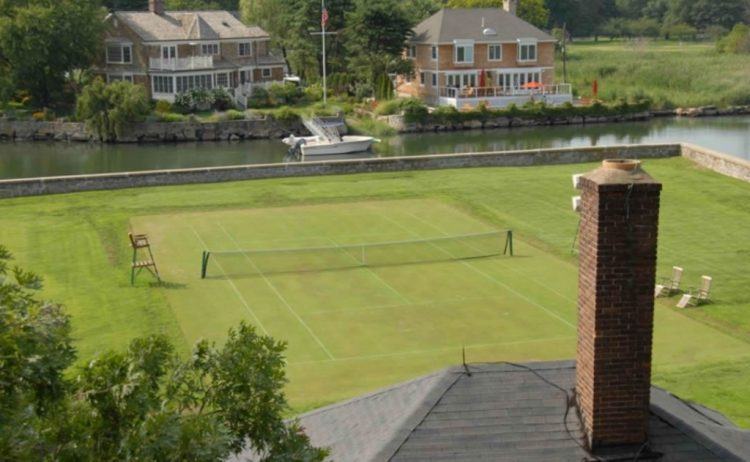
xmin=200 ymin=230 xmax=513 ymax=278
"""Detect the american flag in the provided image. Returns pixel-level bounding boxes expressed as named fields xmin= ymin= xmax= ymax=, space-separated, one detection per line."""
xmin=321 ymin=7 xmax=329 ymax=28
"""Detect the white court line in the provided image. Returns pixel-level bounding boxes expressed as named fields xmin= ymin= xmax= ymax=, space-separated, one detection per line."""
xmin=376 ymin=210 xmax=576 ymax=331
xmin=218 ymin=223 xmax=335 ymax=360
xmin=287 ymin=335 xmax=576 ymax=366
xmin=190 ymin=226 xmax=269 ymax=336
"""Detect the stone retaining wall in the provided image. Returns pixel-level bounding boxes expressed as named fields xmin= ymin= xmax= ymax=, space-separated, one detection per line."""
xmin=0 ymin=117 xmax=308 ymax=143
xmin=681 ymin=143 xmax=750 ymax=183
xmin=0 ymin=144 xmax=681 ymax=198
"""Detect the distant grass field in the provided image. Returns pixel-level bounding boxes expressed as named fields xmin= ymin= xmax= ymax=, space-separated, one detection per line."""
xmin=557 ymin=40 xmax=750 ymax=108
xmin=1 ymin=157 xmax=749 ymax=425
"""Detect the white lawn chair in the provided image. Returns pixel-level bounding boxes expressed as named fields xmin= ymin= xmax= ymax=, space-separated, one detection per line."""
xmin=677 ymin=276 xmax=712 ymax=308
xmin=655 ymin=266 xmax=683 ymax=298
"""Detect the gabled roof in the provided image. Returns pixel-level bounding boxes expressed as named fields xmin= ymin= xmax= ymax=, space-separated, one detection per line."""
xmin=411 ymin=8 xmax=555 ymax=44
xmin=112 ymin=10 xmax=268 ymax=42
xmin=244 ymin=361 xmax=750 ymax=462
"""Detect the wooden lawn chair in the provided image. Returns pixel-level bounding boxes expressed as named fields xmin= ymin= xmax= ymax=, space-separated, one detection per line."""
xmin=654 ymin=266 xmax=683 ymax=298
xmin=676 ymin=276 xmax=712 ymax=308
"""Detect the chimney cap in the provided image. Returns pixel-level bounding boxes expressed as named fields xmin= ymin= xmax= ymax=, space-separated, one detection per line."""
xmin=582 ymin=159 xmax=661 ymax=186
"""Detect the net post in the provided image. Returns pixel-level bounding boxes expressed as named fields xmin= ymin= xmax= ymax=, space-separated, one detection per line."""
xmin=201 ymin=251 xmax=210 ymax=279
xmin=504 ymin=230 xmax=514 ymax=256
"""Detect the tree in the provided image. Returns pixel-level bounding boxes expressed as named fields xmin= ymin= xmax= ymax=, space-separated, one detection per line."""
xmin=717 ymin=23 xmax=750 ymax=53
xmin=0 ymin=0 xmax=104 ymax=107
xmin=665 ymin=0 xmax=749 ymax=30
xmin=0 ymin=245 xmax=327 ymax=461
xmin=344 ymin=0 xmax=414 ymax=92
xmin=76 ymin=78 xmax=151 ymax=142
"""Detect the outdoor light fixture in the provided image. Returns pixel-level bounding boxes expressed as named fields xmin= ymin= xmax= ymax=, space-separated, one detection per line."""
xmin=572 ymin=196 xmax=582 ymax=213
xmin=572 ymin=173 xmax=583 ymax=189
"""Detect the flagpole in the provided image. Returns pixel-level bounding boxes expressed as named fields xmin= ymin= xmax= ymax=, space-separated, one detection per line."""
xmin=322 ymin=0 xmax=327 ymax=106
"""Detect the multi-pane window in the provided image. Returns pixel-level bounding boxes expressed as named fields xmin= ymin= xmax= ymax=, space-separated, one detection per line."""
xmin=152 ymin=75 xmax=174 ymax=94
xmin=454 ymin=44 xmax=473 ymax=64
xmin=446 ymin=73 xmax=476 ymax=88
xmin=431 ymin=73 xmax=437 ymax=86
xmin=517 ymin=41 xmax=537 ymax=62
xmin=201 ymin=43 xmax=220 ymax=55
xmin=162 ymin=45 xmax=177 ymax=60
xmin=106 ymin=44 xmax=132 ymax=64
xmin=406 ymin=45 xmax=417 ymax=59
xmin=261 ymin=68 xmax=272 ymax=79
xmin=488 ymin=44 xmax=502 ymax=61
xmin=215 ymin=73 xmax=229 ymax=88
xmin=419 ymin=72 xmax=426 ymax=86
xmin=431 ymin=46 xmax=437 ymax=60
xmin=239 ymin=42 xmax=252 ymax=56
xmin=176 ymin=74 xmax=213 ymax=93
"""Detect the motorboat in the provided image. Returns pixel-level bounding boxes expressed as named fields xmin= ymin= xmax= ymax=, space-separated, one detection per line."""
xmin=282 ymin=118 xmax=379 ymax=158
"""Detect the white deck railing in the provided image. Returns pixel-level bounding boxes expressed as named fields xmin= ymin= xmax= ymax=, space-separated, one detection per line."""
xmin=439 ymin=84 xmax=572 ymax=100
xmin=149 ymin=56 xmax=213 ymax=71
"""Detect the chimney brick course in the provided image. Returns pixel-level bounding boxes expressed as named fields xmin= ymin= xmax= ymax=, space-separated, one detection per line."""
xmin=575 ymin=161 xmax=662 ymax=450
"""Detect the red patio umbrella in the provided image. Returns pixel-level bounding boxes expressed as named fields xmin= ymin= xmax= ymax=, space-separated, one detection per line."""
xmin=478 ymin=69 xmax=486 ymax=88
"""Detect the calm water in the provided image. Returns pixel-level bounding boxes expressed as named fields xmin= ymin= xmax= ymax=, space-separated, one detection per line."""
xmin=0 ymin=116 xmax=748 ymax=179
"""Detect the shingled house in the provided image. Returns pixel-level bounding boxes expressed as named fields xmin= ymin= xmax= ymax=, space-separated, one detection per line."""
xmin=397 ymin=0 xmax=572 ymax=109
xmin=233 ymin=160 xmax=750 ymax=461
xmin=98 ymin=0 xmax=285 ymax=104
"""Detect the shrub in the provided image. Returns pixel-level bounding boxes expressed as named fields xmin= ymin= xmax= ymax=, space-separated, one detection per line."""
xmin=76 ymin=78 xmax=150 ymax=141
xmin=374 ymin=99 xmax=403 ymax=116
xmin=273 ymin=107 xmax=299 ymax=124
xmin=248 ymin=87 xmax=270 ymax=109
xmin=31 ymin=108 xmax=54 ymax=121
xmin=268 ymin=82 xmax=302 ymax=106
xmin=158 ymin=112 xmax=188 ymax=123
xmin=717 ymin=24 xmax=750 ymax=54
xmin=303 ymin=83 xmax=324 ymax=103
xmin=173 ymin=92 xmax=194 ymax=114
xmin=401 ymin=98 xmax=428 ymax=123
xmin=155 ymin=100 xmax=172 ymax=113
xmin=374 ymin=74 xmax=394 ymax=101
xmin=211 ymin=88 xmax=234 ymax=111
xmin=226 ymin=109 xmax=246 ymax=120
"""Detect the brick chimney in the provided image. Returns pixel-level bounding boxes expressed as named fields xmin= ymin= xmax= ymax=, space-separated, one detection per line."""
xmin=503 ymin=0 xmax=518 ymax=16
xmin=575 ymin=159 xmax=662 ymax=451
xmin=149 ymin=0 xmax=164 ymax=15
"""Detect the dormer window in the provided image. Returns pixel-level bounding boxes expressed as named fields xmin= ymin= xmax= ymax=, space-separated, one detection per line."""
xmin=517 ymin=39 xmax=537 ymax=62
xmin=453 ymin=40 xmax=474 ymax=64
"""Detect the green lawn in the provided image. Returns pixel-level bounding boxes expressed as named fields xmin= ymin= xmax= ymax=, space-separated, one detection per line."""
xmin=1 ymin=157 xmax=749 ymax=425
xmin=558 ymin=39 xmax=750 ymax=108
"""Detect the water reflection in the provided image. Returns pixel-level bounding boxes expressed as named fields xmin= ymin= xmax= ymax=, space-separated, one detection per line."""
xmin=0 ymin=116 xmax=748 ymax=179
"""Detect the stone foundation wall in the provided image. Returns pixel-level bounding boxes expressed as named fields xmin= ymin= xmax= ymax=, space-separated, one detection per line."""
xmin=0 ymin=144 xmax=681 ymax=198
xmin=0 ymin=117 xmax=308 ymax=143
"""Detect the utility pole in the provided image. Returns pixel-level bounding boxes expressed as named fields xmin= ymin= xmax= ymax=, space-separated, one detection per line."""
xmin=311 ymin=0 xmax=336 ymax=105
xmin=562 ymin=22 xmax=568 ymax=84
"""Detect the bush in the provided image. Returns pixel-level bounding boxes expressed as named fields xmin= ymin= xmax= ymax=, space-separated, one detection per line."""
xmin=374 ymin=74 xmax=394 ymax=101
xmin=374 ymin=99 xmax=403 ymax=116
xmin=268 ymin=82 xmax=302 ymax=106
xmin=157 ymin=112 xmax=188 ymax=123
xmin=303 ymin=83 xmax=324 ymax=103
xmin=155 ymin=100 xmax=172 ymax=114
xmin=31 ymin=108 xmax=55 ymax=121
xmin=248 ymin=87 xmax=270 ymax=109
xmin=226 ymin=109 xmax=246 ymax=120
xmin=211 ymin=88 xmax=234 ymax=111
xmin=717 ymin=24 xmax=750 ymax=54
xmin=401 ymin=98 xmax=428 ymax=123
xmin=273 ymin=107 xmax=299 ymax=123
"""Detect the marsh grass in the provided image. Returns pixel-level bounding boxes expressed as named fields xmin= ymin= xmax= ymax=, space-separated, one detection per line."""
xmin=559 ymin=40 xmax=750 ymax=108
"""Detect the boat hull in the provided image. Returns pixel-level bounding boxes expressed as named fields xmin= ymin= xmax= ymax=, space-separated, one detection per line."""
xmin=301 ymin=136 xmax=376 ymax=156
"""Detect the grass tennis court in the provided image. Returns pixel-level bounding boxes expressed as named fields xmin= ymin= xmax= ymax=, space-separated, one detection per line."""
xmin=2 ymin=157 xmax=749 ymax=423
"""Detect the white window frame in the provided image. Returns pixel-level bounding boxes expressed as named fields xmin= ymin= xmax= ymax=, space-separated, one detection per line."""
xmin=152 ymin=75 xmax=174 ymax=94
xmin=238 ymin=42 xmax=252 ymax=57
xmin=407 ymin=45 xmax=417 ymax=59
xmin=453 ymin=40 xmax=474 ymax=65
xmin=431 ymin=46 xmax=437 ymax=61
xmin=517 ymin=39 xmax=538 ymax=63
xmin=161 ymin=45 xmax=177 ymax=60
xmin=488 ymin=43 xmax=502 ymax=61
xmin=175 ymin=73 xmax=215 ymax=93
xmin=201 ymin=42 xmax=220 ymax=56
xmin=106 ymin=43 xmax=132 ymax=64
xmin=419 ymin=72 xmax=426 ymax=87
xmin=215 ymin=72 xmax=230 ymax=88
xmin=261 ymin=68 xmax=272 ymax=79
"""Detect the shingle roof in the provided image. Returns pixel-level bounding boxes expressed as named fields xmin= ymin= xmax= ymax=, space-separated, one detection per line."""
xmin=256 ymin=361 xmax=750 ymax=462
xmin=411 ymin=8 xmax=555 ymax=44
xmin=113 ymin=11 xmax=268 ymax=42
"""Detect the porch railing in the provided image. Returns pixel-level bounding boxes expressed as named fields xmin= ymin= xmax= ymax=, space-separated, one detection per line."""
xmin=439 ymin=84 xmax=572 ymax=100
xmin=149 ymin=56 xmax=214 ymax=71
